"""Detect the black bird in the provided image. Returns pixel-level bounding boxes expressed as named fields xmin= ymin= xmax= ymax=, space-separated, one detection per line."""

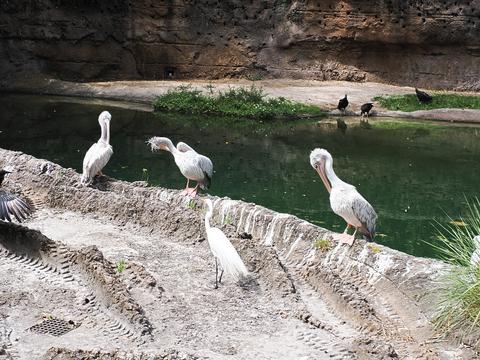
xmin=336 ymin=118 xmax=347 ymax=133
xmin=360 ymin=103 xmax=374 ymax=117
xmin=415 ymin=88 xmax=433 ymax=104
xmin=337 ymin=95 xmax=349 ymax=114
xmin=0 ymin=169 xmax=34 ymax=222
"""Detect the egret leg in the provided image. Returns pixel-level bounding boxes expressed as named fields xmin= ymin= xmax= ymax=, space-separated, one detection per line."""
xmin=218 ymin=268 xmax=224 ymax=284
xmin=214 ymin=258 xmax=219 ymax=289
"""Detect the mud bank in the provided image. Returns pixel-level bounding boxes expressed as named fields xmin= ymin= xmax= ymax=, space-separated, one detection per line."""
xmin=0 ymin=148 xmax=478 ymax=359
xmin=3 ymin=78 xmax=480 ymax=123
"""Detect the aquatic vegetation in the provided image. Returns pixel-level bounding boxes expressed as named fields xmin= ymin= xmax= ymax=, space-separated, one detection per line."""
xmin=431 ymin=198 xmax=480 ymax=337
xmin=374 ymin=93 xmax=480 ymax=112
xmin=314 ymin=238 xmax=332 ymax=252
xmin=153 ymin=85 xmax=326 ymax=120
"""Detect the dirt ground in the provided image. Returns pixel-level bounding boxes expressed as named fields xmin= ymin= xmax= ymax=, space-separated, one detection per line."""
xmin=4 ymin=77 xmax=480 ymax=123
xmin=0 ymin=148 xmax=478 ymax=359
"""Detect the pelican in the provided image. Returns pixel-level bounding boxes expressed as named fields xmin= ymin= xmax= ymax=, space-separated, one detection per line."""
xmin=310 ymin=148 xmax=377 ymax=246
xmin=471 ymin=235 xmax=480 ymax=267
xmin=80 ymin=111 xmax=113 ymax=186
xmin=0 ymin=169 xmax=34 ymax=222
xmin=148 ymin=137 xmax=213 ymax=197
xmin=204 ymin=199 xmax=248 ymax=288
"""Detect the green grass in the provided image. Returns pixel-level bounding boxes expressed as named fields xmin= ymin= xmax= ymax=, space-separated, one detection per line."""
xmin=116 ymin=259 xmax=126 ymax=274
xmin=374 ymin=93 xmax=480 ymax=112
xmin=313 ymin=238 xmax=332 ymax=252
xmin=429 ymin=198 xmax=480 ymax=339
xmin=153 ymin=85 xmax=326 ymax=120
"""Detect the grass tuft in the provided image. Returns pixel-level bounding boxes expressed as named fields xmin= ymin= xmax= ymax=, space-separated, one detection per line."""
xmin=153 ymin=85 xmax=326 ymax=120
xmin=367 ymin=243 xmax=382 ymax=254
xmin=314 ymin=238 xmax=332 ymax=252
xmin=429 ymin=198 xmax=480 ymax=339
xmin=374 ymin=93 xmax=480 ymax=112
xmin=116 ymin=259 xmax=126 ymax=274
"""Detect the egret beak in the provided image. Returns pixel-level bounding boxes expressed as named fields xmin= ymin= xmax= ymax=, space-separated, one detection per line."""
xmin=315 ymin=163 xmax=331 ymax=193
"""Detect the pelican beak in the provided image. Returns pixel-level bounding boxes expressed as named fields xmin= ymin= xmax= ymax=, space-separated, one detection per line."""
xmin=160 ymin=144 xmax=170 ymax=152
xmin=315 ymin=163 xmax=332 ymax=193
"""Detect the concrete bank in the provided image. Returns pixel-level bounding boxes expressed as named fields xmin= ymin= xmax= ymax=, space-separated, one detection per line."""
xmin=0 ymin=148 xmax=477 ymax=358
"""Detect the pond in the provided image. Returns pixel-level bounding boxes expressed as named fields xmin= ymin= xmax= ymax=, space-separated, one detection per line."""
xmin=1 ymin=94 xmax=479 ymax=258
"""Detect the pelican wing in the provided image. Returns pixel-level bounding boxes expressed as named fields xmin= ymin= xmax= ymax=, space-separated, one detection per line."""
xmin=0 ymin=191 xmax=33 ymax=222
xmin=207 ymin=227 xmax=248 ymax=281
xmin=351 ymin=195 xmax=377 ymax=240
xmin=197 ymin=155 xmax=213 ymax=189
xmin=81 ymin=142 xmax=113 ymax=185
xmin=176 ymin=142 xmax=195 ymax=153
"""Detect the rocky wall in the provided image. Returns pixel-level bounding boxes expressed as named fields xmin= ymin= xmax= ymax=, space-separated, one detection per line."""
xmin=0 ymin=0 xmax=479 ymax=89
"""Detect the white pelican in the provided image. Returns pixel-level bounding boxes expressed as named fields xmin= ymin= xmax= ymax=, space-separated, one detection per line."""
xmin=471 ymin=236 xmax=480 ymax=267
xmin=0 ymin=169 xmax=34 ymax=222
xmin=204 ymin=199 xmax=248 ymax=288
xmin=310 ymin=148 xmax=377 ymax=246
xmin=148 ymin=137 xmax=213 ymax=197
xmin=80 ymin=111 xmax=113 ymax=186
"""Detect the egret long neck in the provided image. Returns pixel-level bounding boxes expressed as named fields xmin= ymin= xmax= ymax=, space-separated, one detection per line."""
xmin=100 ymin=120 xmax=109 ymax=144
xmin=205 ymin=208 xmax=212 ymax=231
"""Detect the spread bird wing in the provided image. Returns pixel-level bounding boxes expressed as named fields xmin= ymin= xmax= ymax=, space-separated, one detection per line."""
xmin=351 ymin=195 xmax=377 ymax=240
xmin=0 ymin=191 xmax=34 ymax=222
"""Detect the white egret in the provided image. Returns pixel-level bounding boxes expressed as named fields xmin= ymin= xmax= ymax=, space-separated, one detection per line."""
xmin=148 ymin=137 xmax=213 ymax=197
xmin=310 ymin=148 xmax=377 ymax=246
xmin=204 ymin=199 xmax=248 ymax=288
xmin=80 ymin=111 xmax=113 ymax=186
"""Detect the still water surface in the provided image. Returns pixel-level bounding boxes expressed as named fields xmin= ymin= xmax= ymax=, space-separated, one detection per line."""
xmin=1 ymin=94 xmax=479 ymax=258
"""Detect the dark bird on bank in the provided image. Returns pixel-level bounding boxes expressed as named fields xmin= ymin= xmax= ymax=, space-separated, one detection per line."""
xmin=336 ymin=118 xmax=347 ymax=133
xmin=0 ymin=169 xmax=34 ymax=223
xmin=360 ymin=103 xmax=374 ymax=117
xmin=337 ymin=95 xmax=349 ymax=114
xmin=415 ymin=88 xmax=433 ymax=104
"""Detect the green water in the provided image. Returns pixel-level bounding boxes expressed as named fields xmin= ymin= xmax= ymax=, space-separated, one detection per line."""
xmin=1 ymin=94 xmax=479 ymax=258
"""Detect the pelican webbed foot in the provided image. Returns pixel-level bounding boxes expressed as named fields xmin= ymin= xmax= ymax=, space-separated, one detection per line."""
xmin=332 ymin=232 xmax=356 ymax=246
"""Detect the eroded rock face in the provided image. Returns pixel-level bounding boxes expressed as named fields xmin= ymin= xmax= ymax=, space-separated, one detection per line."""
xmin=1 ymin=0 xmax=479 ymax=89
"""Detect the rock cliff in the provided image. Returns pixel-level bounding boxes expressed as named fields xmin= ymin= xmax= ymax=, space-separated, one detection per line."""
xmin=1 ymin=0 xmax=479 ymax=89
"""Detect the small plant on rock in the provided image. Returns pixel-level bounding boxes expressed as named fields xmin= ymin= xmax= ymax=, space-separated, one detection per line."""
xmin=314 ymin=238 xmax=332 ymax=252
xmin=116 ymin=259 xmax=126 ymax=274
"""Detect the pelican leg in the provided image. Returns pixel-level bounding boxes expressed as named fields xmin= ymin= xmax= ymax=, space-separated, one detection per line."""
xmin=181 ymin=179 xmax=192 ymax=195
xmin=187 ymin=184 xmax=199 ymax=197
xmin=96 ymin=170 xmax=104 ymax=177
xmin=343 ymin=224 xmax=353 ymax=233
xmin=214 ymin=258 xmax=219 ymax=289
xmin=332 ymin=227 xmax=356 ymax=246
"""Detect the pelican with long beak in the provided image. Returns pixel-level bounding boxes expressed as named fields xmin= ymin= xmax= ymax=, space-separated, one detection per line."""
xmin=148 ymin=137 xmax=213 ymax=197
xmin=310 ymin=148 xmax=377 ymax=246
xmin=80 ymin=111 xmax=113 ymax=186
